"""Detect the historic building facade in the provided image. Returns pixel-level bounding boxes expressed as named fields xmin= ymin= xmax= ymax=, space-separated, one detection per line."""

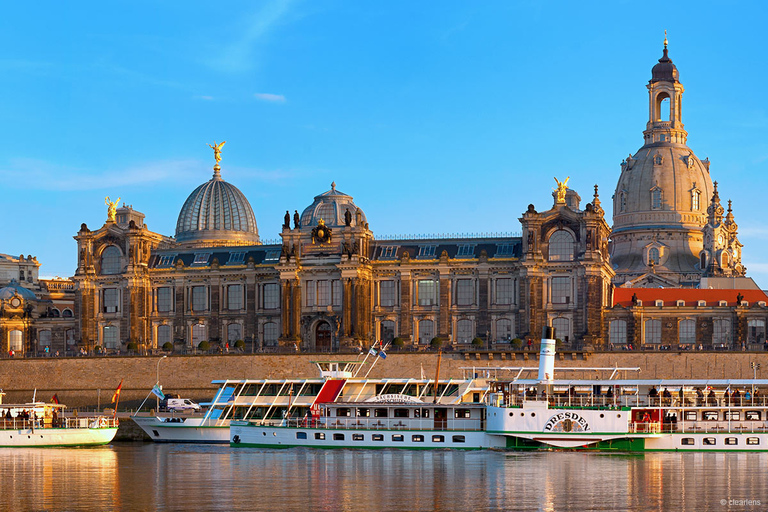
xmin=4 ymin=41 xmax=767 ymax=356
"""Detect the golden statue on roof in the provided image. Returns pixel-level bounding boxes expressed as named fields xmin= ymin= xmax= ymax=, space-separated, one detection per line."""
xmin=554 ymin=177 xmax=569 ymax=203
xmin=105 ymin=196 xmax=121 ymax=222
xmin=208 ymin=140 xmax=226 ymax=163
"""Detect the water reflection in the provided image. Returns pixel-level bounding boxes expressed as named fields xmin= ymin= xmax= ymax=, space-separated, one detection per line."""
xmin=1 ymin=446 xmax=768 ymax=511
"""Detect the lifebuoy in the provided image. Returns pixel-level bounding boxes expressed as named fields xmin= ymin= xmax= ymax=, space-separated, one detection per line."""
xmin=99 ymin=417 xmax=107 ymax=428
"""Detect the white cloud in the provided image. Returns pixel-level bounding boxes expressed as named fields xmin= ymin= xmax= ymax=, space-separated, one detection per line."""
xmin=254 ymin=92 xmax=286 ymax=103
xmin=196 ymin=95 xmax=215 ymax=101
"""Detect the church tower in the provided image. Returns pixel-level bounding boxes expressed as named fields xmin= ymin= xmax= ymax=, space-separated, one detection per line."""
xmin=611 ymin=36 xmax=715 ymax=288
xmin=700 ymin=182 xmax=746 ymax=277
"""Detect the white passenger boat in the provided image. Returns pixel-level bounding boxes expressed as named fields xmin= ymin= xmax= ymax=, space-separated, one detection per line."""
xmin=0 ymin=398 xmax=118 ymax=447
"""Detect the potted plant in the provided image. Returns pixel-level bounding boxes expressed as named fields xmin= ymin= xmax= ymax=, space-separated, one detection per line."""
xmin=197 ymin=340 xmax=211 ymax=352
xmin=511 ymin=338 xmax=522 ymax=350
xmin=430 ymin=337 xmax=443 ymax=349
xmin=472 ymin=337 xmax=484 ymax=348
xmin=392 ymin=337 xmax=404 ymax=350
xmin=234 ymin=339 xmax=245 ymax=350
xmin=126 ymin=342 xmax=138 ymax=353
xmin=162 ymin=341 xmax=174 ymax=352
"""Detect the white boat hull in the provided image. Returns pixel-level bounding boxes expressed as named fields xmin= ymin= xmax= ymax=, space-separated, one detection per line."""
xmin=0 ymin=427 xmax=117 ymax=447
xmin=132 ymin=416 xmax=230 ymax=443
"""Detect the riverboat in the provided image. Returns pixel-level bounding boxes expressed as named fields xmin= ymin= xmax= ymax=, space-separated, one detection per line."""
xmin=0 ymin=398 xmax=118 ymax=447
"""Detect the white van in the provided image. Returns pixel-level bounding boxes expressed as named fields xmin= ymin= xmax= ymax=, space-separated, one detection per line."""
xmin=166 ymin=398 xmax=201 ymax=412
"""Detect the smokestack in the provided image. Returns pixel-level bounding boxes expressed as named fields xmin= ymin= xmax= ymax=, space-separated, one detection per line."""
xmin=538 ymin=326 xmax=556 ymax=382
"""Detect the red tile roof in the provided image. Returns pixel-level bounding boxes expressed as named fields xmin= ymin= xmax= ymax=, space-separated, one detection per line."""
xmin=613 ymin=288 xmax=768 ymax=308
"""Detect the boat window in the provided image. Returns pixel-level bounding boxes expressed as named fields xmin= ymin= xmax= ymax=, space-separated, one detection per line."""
xmin=412 ymin=435 xmax=424 ymax=442
xmin=352 ymin=434 xmax=364 ymax=441
xmin=681 ymin=438 xmax=695 ymax=446
xmin=455 ymin=409 xmax=471 ymax=419
xmin=296 ymin=432 xmax=307 ymax=440
xmin=725 ymin=438 xmax=738 ymax=445
xmin=432 ymin=435 xmax=445 ymax=443
xmin=336 ymin=408 xmax=351 ymax=417
xmin=357 ymin=408 xmax=370 ymax=417
xmin=421 ymin=408 xmax=431 ymax=418
xmin=374 ymin=408 xmax=388 ymax=418
xmin=725 ymin=411 xmax=740 ymax=421
xmin=703 ymin=438 xmax=716 ymax=445
xmin=452 ymin=435 xmax=466 ymax=443
xmin=394 ymin=409 xmax=409 ymax=418
xmin=372 ymin=434 xmax=384 ymax=441
xmin=315 ymin=433 xmax=325 ymax=440
xmin=392 ymin=434 xmax=404 ymax=442
xmin=746 ymin=411 xmax=761 ymax=421
xmin=702 ymin=411 xmax=719 ymax=421
xmin=684 ymin=411 xmax=697 ymax=421
xmin=747 ymin=437 xmax=760 ymax=445
xmin=333 ymin=433 xmax=345 ymax=441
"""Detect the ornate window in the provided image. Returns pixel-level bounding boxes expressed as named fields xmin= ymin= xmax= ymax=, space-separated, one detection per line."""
xmin=748 ymin=320 xmax=766 ymax=343
xmin=191 ymin=286 xmax=207 ymax=311
xmin=157 ymin=287 xmax=173 ymax=312
xmin=620 ymin=192 xmax=627 ymax=213
xmin=305 ymin=280 xmax=315 ymax=307
xmin=456 ymin=319 xmax=473 ymax=343
xmin=644 ymin=319 xmax=662 ymax=344
xmin=263 ymin=322 xmax=279 ymax=346
xmin=713 ymin=318 xmax=731 ymax=346
xmin=380 ymin=281 xmax=396 ymax=307
xmin=157 ymin=325 xmax=171 ymax=346
xmin=495 ymin=278 xmax=513 ymax=305
xmin=552 ymin=317 xmax=571 ymax=343
xmin=8 ymin=330 xmax=23 ymax=351
xmin=417 ymin=280 xmax=437 ymax=306
xmin=227 ymin=323 xmax=242 ymax=342
xmin=380 ymin=320 xmax=395 ymax=342
xmin=192 ymin=324 xmax=206 ymax=346
xmin=100 ymin=246 xmax=122 ymax=275
xmin=609 ymin=320 xmax=627 ymax=345
xmin=315 ymin=203 xmax=336 ymax=225
xmin=679 ymin=319 xmax=696 ymax=345
xmin=317 ymin=281 xmax=331 ymax=306
xmin=103 ymin=288 xmax=119 ymax=313
xmin=649 ymin=248 xmax=660 ymax=266
xmin=62 ymin=308 xmax=74 ymax=318
xmin=263 ymin=283 xmax=280 ymax=310
xmin=456 ymin=245 xmax=476 ymax=258
xmin=227 ymin=251 xmax=245 ymax=265
xmin=332 ymin=280 xmax=342 ymax=307
xmin=691 ymin=190 xmax=701 ymax=211
xmin=496 ymin=318 xmax=513 ymax=342
xmin=417 ymin=245 xmax=437 ymax=259
xmin=455 ymin=279 xmax=473 ymax=306
xmin=227 ymin=284 xmax=243 ymax=310
xmin=551 ymin=277 xmax=571 ymax=304
xmin=39 ymin=330 xmax=52 ymax=347
xmin=103 ymin=325 xmax=118 ymax=349
xmin=548 ymin=231 xmax=574 ymax=261
xmin=50 ymin=308 xmax=61 ymax=318
xmin=418 ymin=320 xmax=434 ymax=344
xmin=651 ymin=188 xmax=662 ymax=210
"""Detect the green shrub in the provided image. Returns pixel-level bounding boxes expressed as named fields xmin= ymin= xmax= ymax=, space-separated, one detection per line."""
xmin=197 ymin=340 xmax=211 ymax=351
xmin=472 ymin=337 xmax=484 ymax=347
xmin=392 ymin=337 xmax=404 ymax=347
xmin=94 ymin=345 xmax=103 ymax=353
xmin=162 ymin=342 xmax=174 ymax=352
xmin=511 ymin=338 xmax=522 ymax=349
xmin=430 ymin=337 xmax=443 ymax=348
xmin=234 ymin=339 xmax=245 ymax=349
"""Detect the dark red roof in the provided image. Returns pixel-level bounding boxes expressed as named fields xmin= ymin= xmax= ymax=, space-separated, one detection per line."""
xmin=613 ymin=288 xmax=768 ymax=308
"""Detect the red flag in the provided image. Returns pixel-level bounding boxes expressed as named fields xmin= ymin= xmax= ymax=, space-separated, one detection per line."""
xmin=51 ymin=394 xmax=59 ymax=404
xmin=111 ymin=379 xmax=123 ymax=403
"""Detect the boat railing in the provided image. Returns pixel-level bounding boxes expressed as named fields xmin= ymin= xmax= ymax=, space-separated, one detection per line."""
xmin=503 ymin=395 xmax=768 ymax=410
xmin=629 ymin=421 xmax=768 ymax=434
xmin=0 ymin=416 xmax=117 ymax=430
xmin=245 ymin=417 xmax=483 ymax=431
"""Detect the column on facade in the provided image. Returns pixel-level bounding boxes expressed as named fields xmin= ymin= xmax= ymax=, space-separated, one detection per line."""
xmin=399 ymin=275 xmax=412 ymax=341
xmin=291 ymin=279 xmax=301 ymax=339
xmin=439 ymin=277 xmax=450 ymax=339
xmin=343 ymin=278 xmax=353 ymax=337
xmin=281 ymin=281 xmax=291 ymax=338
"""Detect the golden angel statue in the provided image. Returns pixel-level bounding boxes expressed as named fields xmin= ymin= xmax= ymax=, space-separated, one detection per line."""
xmin=554 ymin=177 xmax=570 ymax=203
xmin=208 ymin=140 xmax=226 ymax=163
xmin=105 ymin=196 xmax=121 ymax=221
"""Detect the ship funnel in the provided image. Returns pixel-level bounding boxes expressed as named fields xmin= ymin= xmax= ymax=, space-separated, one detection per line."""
xmin=538 ymin=326 xmax=556 ymax=382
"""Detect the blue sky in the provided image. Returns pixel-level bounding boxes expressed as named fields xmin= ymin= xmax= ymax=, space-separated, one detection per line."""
xmin=2 ymin=1 xmax=768 ymax=286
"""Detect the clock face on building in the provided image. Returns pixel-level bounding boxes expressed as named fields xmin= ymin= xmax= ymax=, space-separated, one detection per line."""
xmin=10 ymin=297 xmax=21 ymax=308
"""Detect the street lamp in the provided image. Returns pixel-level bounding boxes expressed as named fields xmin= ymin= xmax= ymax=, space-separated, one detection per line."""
xmin=156 ymin=355 xmax=168 ymax=411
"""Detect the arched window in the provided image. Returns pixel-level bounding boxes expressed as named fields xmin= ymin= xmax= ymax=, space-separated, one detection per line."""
xmin=192 ymin=324 xmax=206 ymax=347
xmin=656 ymin=93 xmax=670 ymax=121
xmin=649 ymin=248 xmax=660 ymax=266
xmin=65 ymin=329 xmax=76 ymax=346
xmin=418 ymin=320 xmax=434 ymax=344
xmin=692 ymin=190 xmax=700 ymax=211
xmin=548 ymin=230 xmax=574 ymax=262
xmin=9 ymin=330 xmax=23 ymax=352
xmin=157 ymin=325 xmax=171 ymax=346
xmin=620 ymin=192 xmax=626 ymax=212
xmin=456 ymin=319 xmax=473 ymax=343
xmin=315 ymin=203 xmax=336 ymax=225
xmin=380 ymin=320 xmax=395 ymax=342
xmin=553 ymin=317 xmax=571 ymax=343
xmin=679 ymin=319 xmax=696 ymax=345
xmin=50 ymin=308 xmax=61 ymax=318
xmin=644 ymin=319 xmax=662 ymax=344
xmin=227 ymin=323 xmax=242 ymax=342
xmin=651 ymin=188 xmax=662 ymax=210
xmin=39 ymin=330 xmax=52 ymax=347
xmin=713 ymin=318 xmax=731 ymax=347
xmin=100 ymin=246 xmax=122 ymax=275
xmin=496 ymin=318 xmax=513 ymax=342
xmin=263 ymin=322 xmax=279 ymax=346
xmin=609 ymin=320 xmax=627 ymax=345
xmin=62 ymin=308 xmax=74 ymax=318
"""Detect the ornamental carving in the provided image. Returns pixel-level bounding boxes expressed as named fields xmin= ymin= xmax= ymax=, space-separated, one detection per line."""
xmin=311 ymin=219 xmax=332 ymax=245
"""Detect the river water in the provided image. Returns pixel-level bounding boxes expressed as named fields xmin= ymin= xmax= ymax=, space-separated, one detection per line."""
xmin=1 ymin=444 xmax=767 ymax=511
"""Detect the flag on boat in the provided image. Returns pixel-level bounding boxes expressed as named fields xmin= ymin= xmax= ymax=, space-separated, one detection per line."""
xmin=112 ymin=379 xmax=123 ymax=403
xmin=151 ymin=384 xmax=165 ymax=400
xmin=51 ymin=394 xmax=59 ymax=404
xmin=378 ymin=349 xmax=387 ymax=359
xmin=368 ymin=347 xmax=377 ymax=357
